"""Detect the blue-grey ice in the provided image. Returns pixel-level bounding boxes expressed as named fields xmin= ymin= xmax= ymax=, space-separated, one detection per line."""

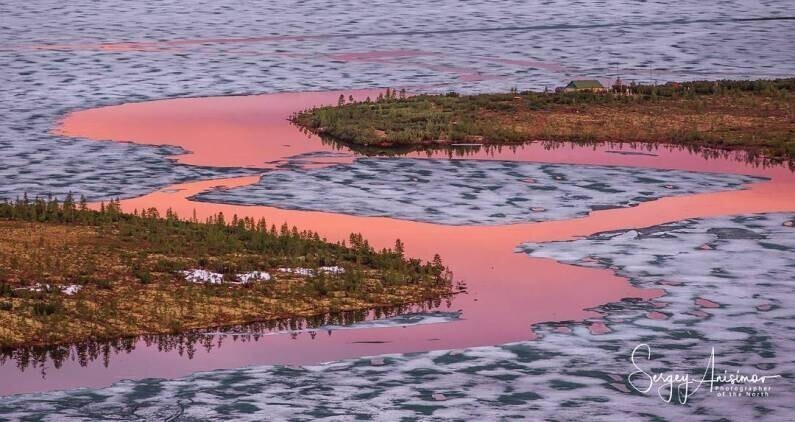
xmin=2 ymin=0 xmax=793 ymax=200
xmin=194 ymin=158 xmax=762 ymax=225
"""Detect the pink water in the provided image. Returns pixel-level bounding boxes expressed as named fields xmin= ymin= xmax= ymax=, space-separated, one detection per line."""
xmin=2 ymin=90 xmax=793 ymax=395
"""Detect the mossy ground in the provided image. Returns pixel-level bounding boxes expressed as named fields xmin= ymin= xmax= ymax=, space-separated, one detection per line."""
xmin=0 ymin=198 xmax=452 ymax=349
xmin=293 ymin=79 xmax=795 ymax=161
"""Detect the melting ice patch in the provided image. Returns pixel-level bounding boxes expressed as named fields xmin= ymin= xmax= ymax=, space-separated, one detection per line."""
xmin=203 ymin=311 xmax=462 ymax=337
xmin=3 ymin=214 xmax=793 ymax=420
xmin=193 ymin=158 xmax=762 ymax=225
xmin=321 ymin=311 xmax=460 ymax=331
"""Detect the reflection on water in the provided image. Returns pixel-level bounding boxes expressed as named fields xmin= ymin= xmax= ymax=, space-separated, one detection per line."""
xmin=308 ymin=125 xmax=795 ymax=170
xmin=7 ymin=89 xmax=789 ymax=396
xmin=2 ymin=2 xmax=795 ymax=415
xmin=0 ymin=298 xmax=455 ymax=375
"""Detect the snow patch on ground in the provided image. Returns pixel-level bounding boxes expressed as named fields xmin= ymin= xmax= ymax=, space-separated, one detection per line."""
xmin=60 ymin=285 xmax=82 ymax=296
xmin=181 ymin=269 xmax=224 ymax=284
xmin=181 ymin=270 xmax=273 ymax=284
xmin=318 ymin=266 xmax=346 ymax=275
xmin=233 ymin=271 xmax=272 ymax=284
xmin=277 ymin=267 xmax=346 ymax=277
xmin=13 ymin=283 xmax=83 ymax=296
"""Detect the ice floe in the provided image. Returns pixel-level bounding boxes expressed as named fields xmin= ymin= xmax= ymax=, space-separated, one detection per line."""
xmin=194 ymin=158 xmax=762 ymax=225
xmin=202 ymin=311 xmax=462 ymax=337
xmin=320 ymin=311 xmax=459 ymax=331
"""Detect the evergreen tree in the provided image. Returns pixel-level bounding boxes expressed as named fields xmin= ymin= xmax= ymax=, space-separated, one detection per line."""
xmin=394 ymin=239 xmax=405 ymax=257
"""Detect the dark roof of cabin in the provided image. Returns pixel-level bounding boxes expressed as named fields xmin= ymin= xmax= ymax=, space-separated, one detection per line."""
xmin=566 ymin=80 xmax=605 ymax=89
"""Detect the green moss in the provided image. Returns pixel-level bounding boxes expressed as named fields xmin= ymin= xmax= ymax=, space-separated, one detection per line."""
xmin=293 ymin=78 xmax=795 ymax=162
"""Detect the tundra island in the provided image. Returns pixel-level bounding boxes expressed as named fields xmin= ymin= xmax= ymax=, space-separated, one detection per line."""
xmin=293 ymin=79 xmax=795 ymax=162
xmin=0 ymin=197 xmax=452 ymax=349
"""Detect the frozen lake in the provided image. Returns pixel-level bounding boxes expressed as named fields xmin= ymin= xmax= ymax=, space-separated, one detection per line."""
xmin=2 ymin=0 xmax=794 ymax=200
xmin=1 ymin=1 xmax=794 ymax=420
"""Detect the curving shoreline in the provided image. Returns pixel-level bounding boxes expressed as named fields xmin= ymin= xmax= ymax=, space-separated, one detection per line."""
xmin=0 ymin=198 xmax=454 ymax=350
xmin=292 ymin=80 xmax=795 ymax=161
xmin=2 ymin=89 xmax=789 ymax=395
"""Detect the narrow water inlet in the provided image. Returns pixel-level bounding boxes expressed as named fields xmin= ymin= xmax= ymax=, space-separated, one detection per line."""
xmin=1 ymin=89 xmax=793 ymax=396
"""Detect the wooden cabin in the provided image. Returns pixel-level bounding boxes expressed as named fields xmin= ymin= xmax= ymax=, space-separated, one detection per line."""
xmin=563 ymin=80 xmax=606 ymax=93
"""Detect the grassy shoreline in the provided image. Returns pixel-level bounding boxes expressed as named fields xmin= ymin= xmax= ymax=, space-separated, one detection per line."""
xmin=292 ymin=79 xmax=795 ymax=161
xmin=0 ymin=197 xmax=453 ymax=349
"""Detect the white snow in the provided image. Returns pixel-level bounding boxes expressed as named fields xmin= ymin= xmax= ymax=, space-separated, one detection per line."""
xmin=181 ymin=269 xmax=275 ymax=285
xmin=277 ymin=266 xmax=346 ymax=277
xmin=278 ymin=267 xmax=315 ymax=277
xmin=13 ymin=283 xmax=83 ymax=295
xmin=181 ymin=269 xmax=224 ymax=284
xmin=233 ymin=271 xmax=272 ymax=284
xmin=318 ymin=266 xmax=346 ymax=274
xmin=60 ymin=285 xmax=82 ymax=296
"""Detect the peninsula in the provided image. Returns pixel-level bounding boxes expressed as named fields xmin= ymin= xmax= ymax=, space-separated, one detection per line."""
xmin=292 ymin=79 xmax=795 ymax=161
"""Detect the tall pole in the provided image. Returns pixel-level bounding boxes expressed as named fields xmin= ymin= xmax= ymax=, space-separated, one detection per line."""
xmin=649 ymin=63 xmax=653 ymax=86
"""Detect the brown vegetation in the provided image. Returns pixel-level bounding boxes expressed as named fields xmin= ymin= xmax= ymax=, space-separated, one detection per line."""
xmin=0 ymin=197 xmax=453 ymax=349
xmin=293 ymin=79 xmax=795 ymax=161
